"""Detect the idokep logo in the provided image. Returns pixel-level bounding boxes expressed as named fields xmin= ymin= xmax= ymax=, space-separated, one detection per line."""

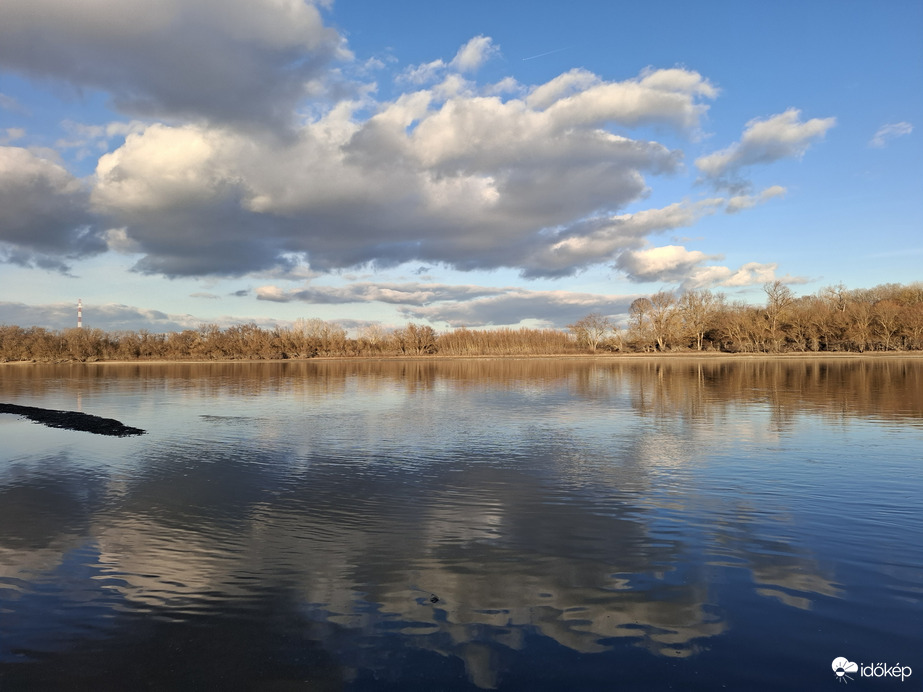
xmin=833 ymin=658 xmax=859 ymax=683
xmin=832 ymin=657 xmax=913 ymax=683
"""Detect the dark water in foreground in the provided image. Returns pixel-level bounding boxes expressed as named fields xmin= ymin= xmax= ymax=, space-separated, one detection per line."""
xmin=0 ymin=358 xmax=920 ymax=690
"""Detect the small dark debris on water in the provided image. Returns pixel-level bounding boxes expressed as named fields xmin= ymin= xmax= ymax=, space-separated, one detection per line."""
xmin=0 ymin=403 xmax=145 ymax=437
xmin=430 ymin=595 xmax=439 ymax=603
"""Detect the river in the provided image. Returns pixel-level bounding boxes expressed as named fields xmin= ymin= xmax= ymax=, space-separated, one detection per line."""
xmin=1 ymin=358 xmax=920 ymax=690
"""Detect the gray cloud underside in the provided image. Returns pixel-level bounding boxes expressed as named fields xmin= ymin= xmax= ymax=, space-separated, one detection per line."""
xmin=0 ymin=0 xmax=345 ymax=129
xmin=399 ymin=292 xmax=641 ymax=328
xmin=257 ymin=281 xmax=507 ymax=306
xmin=256 ymin=281 xmax=643 ymax=328
xmin=0 ymin=146 xmax=106 ymax=271
xmin=0 ymin=300 xmax=319 ymax=333
xmin=0 ymin=301 xmax=197 ymax=332
xmin=0 ymin=291 xmax=633 ymax=331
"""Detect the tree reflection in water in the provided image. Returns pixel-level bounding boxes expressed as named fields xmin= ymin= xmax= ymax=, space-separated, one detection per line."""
xmin=0 ymin=358 xmax=920 ymax=689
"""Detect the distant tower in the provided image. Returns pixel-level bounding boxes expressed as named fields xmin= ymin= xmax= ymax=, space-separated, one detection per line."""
xmin=77 ymin=299 xmax=83 ymax=329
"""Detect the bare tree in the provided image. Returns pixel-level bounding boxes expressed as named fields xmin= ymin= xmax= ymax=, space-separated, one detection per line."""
xmin=392 ymin=323 xmax=437 ymax=355
xmin=568 ymin=313 xmax=611 ymax=352
xmin=358 ymin=324 xmax=389 ymax=354
xmin=763 ymin=280 xmax=795 ymax=352
xmin=846 ymin=301 xmax=873 ymax=352
xmin=2 ymin=281 xmax=922 ymax=362
xmin=873 ymin=300 xmax=902 ymax=351
xmin=628 ymin=297 xmax=654 ymax=351
xmin=293 ymin=317 xmax=347 ymax=356
xmin=902 ymin=304 xmax=923 ymax=350
xmin=648 ymin=291 xmax=678 ymax=351
xmin=717 ymin=301 xmax=760 ymax=352
xmin=678 ymin=289 xmax=720 ymax=350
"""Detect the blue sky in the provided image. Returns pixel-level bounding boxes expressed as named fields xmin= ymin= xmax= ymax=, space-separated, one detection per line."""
xmin=0 ymin=0 xmax=920 ymax=333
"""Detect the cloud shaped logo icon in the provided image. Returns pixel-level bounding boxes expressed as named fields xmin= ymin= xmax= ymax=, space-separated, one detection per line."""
xmin=832 ymin=657 xmax=858 ymax=682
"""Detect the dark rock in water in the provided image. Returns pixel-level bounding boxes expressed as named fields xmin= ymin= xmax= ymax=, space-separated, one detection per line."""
xmin=0 ymin=403 xmax=145 ymax=437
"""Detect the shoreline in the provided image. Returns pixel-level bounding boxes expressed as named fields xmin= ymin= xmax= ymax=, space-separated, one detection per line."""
xmin=2 ymin=351 xmax=923 ymax=366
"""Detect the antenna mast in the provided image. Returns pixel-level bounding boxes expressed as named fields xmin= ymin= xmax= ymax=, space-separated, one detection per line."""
xmin=77 ymin=299 xmax=83 ymax=329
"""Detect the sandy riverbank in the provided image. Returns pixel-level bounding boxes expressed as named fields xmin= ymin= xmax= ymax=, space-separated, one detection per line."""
xmin=2 ymin=351 xmax=923 ymax=366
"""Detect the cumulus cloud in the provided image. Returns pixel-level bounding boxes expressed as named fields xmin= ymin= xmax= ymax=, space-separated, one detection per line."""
xmin=696 ymin=108 xmax=835 ymax=187
xmin=450 ymin=36 xmax=499 ymax=73
xmin=678 ymin=261 xmax=777 ymax=289
xmin=0 ymin=0 xmax=348 ymax=128
xmin=91 ymin=124 xmax=294 ymax=276
xmin=87 ymin=64 xmax=718 ymax=278
xmin=869 ymin=121 xmax=913 ymax=148
xmin=55 ymin=119 xmax=149 ymax=160
xmin=2 ymin=18 xmax=824 ymax=290
xmin=713 ymin=261 xmax=782 ymax=287
xmin=400 ymin=59 xmax=449 ymax=86
xmin=522 ymin=199 xmax=722 ymax=278
xmin=540 ymin=67 xmax=716 ymax=132
xmin=0 ymin=146 xmax=105 ymax=270
xmin=526 ymin=68 xmax=600 ymax=109
xmin=616 ymin=245 xmax=720 ymax=283
xmin=615 ymin=244 xmax=806 ymax=289
xmin=400 ymin=36 xmax=500 ymax=85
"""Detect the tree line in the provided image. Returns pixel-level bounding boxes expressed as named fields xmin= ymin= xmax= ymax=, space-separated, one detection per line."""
xmin=0 ymin=282 xmax=921 ymax=362
xmin=597 ymin=280 xmax=923 ymax=354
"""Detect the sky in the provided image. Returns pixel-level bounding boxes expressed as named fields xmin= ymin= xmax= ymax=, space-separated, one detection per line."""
xmin=0 ymin=0 xmax=920 ymax=333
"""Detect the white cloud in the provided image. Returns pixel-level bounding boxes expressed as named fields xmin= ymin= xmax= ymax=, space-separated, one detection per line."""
xmin=638 ymin=66 xmax=719 ymax=99
xmin=483 ymin=76 xmax=521 ymax=96
xmin=614 ymin=244 xmax=807 ymax=290
xmin=400 ymin=36 xmax=500 ymax=86
xmin=450 ymin=35 xmax=499 ymax=73
xmin=526 ymin=68 xmax=600 ymax=109
xmin=696 ymin=108 xmax=835 ymax=184
xmin=714 ymin=261 xmax=781 ymax=287
xmin=522 ymin=199 xmax=723 ymax=277
xmin=725 ymin=185 xmax=786 ymax=213
xmin=616 ymin=245 xmax=721 ymax=283
xmin=92 ymin=124 xmax=236 ymax=212
xmin=544 ymin=68 xmax=717 ymax=132
xmin=400 ymin=58 xmax=447 ymax=86
xmin=869 ymin=121 xmax=913 ymax=148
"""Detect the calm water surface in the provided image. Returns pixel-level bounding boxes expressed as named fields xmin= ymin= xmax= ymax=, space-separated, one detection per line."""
xmin=0 ymin=359 xmax=920 ymax=690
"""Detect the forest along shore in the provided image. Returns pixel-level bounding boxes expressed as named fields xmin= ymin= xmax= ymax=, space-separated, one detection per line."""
xmin=0 ymin=281 xmax=921 ymax=362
